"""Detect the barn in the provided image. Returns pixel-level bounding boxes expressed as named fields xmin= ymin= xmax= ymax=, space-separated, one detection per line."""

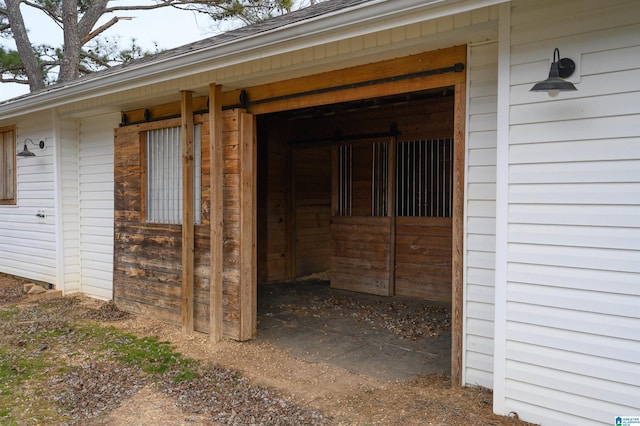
xmin=1 ymin=1 xmax=638 ymax=424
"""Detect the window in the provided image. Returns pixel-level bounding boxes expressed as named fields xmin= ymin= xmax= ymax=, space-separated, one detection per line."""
xmin=145 ymin=125 xmax=201 ymax=224
xmin=0 ymin=126 xmax=16 ymax=205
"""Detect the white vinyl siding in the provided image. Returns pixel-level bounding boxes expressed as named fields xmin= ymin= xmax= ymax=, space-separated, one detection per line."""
xmin=146 ymin=125 xmax=201 ymax=224
xmin=78 ymin=114 xmax=119 ymax=300
xmin=464 ymin=41 xmax=498 ymax=389
xmin=497 ymin=1 xmax=640 ymax=424
xmin=0 ymin=113 xmax=57 ymax=284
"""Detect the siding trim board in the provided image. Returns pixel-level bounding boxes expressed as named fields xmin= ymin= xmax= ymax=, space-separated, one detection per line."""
xmin=463 ymin=40 xmax=499 ymax=389
xmin=492 ymin=1 xmax=510 ymax=414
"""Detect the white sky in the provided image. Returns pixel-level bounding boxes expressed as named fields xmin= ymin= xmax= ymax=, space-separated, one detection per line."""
xmin=0 ymin=2 xmax=224 ymax=101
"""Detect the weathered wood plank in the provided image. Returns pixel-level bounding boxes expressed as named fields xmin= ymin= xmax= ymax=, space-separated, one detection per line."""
xmin=210 ymin=83 xmax=224 ymax=342
xmin=239 ymin=110 xmax=257 ymax=340
xmin=122 ymin=97 xmax=208 ymax=124
xmin=182 ymin=91 xmax=195 ymax=333
xmin=451 ymin=82 xmax=466 ymax=386
xmin=292 ymin=146 xmax=332 ymax=278
xmin=329 ymin=271 xmax=390 ymax=295
xmin=330 ymin=216 xmax=392 ymax=295
xmin=222 ymin=46 xmax=466 ymax=114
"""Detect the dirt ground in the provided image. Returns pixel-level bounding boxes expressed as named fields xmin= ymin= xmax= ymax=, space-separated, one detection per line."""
xmin=1 ymin=274 xmax=533 ymax=425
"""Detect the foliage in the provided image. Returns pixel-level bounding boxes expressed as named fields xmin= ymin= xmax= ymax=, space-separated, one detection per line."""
xmin=104 ymin=332 xmax=199 ymax=379
xmin=0 ymin=301 xmax=199 ymax=424
xmin=0 ymin=0 xmax=304 ymax=92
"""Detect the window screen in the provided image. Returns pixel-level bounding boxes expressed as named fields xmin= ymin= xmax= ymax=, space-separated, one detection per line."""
xmin=146 ymin=125 xmax=201 ymax=224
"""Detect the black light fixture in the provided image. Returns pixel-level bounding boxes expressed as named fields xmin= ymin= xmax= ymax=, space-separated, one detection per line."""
xmin=17 ymin=138 xmax=45 ymax=157
xmin=530 ymin=48 xmax=577 ymax=97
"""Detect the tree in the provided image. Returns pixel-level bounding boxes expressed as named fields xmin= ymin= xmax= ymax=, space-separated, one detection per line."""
xmin=0 ymin=0 xmax=294 ymax=92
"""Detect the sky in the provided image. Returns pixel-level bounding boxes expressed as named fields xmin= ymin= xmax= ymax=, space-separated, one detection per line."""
xmin=0 ymin=2 xmax=226 ymax=101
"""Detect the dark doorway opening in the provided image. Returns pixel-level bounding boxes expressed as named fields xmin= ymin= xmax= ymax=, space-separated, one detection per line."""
xmin=255 ymin=88 xmax=456 ymax=380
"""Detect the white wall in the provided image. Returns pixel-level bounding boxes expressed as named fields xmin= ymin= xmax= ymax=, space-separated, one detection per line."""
xmin=78 ymin=113 xmax=118 ymax=300
xmin=56 ymin=115 xmax=80 ymax=294
xmin=494 ymin=0 xmax=640 ymax=424
xmin=463 ymin=40 xmax=498 ymax=389
xmin=0 ymin=112 xmax=58 ymax=285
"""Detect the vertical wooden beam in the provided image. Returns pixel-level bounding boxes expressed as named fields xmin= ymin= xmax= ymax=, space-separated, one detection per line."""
xmin=209 ymin=84 xmax=224 ymax=342
xmin=451 ymin=82 xmax=466 ymax=386
xmin=181 ymin=90 xmax=195 ymax=333
xmin=288 ymin=147 xmax=297 ymax=280
xmin=387 ymin=137 xmax=396 ymax=296
xmin=238 ymin=110 xmax=257 ymax=340
xmin=139 ymin=132 xmax=148 ymax=222
xmin=331 ymin=145 xmax=339 ymax=216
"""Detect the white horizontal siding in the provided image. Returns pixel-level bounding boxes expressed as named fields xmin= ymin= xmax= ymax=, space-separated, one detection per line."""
xmin=0 ymin=112 xmax=57 ymax=284
xmin=498 ymin=0 xmax=640 ymax=424
xmin=78 ymin=113 xmax=118 ymax=300
xmin=464 ymin=41 xmax=498 ymax=389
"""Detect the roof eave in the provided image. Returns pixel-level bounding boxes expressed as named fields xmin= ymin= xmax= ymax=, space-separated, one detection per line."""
xmin=0 ymin=0 xmax=505 ymax=119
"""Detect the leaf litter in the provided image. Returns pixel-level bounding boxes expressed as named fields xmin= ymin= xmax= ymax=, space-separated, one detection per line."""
xmin=1 ymin=273 xmax=533 ymax=425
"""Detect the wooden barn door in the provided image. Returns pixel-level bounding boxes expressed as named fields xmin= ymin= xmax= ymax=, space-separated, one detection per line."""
xmin=330 ymin=137 xmax=395 ymax=296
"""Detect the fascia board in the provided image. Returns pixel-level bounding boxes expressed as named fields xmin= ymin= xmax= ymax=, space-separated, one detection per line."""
xmin=0 ymin=0 xmax=506 ymax=119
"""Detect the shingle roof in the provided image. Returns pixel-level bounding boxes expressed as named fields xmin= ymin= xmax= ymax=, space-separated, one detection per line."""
xmin=132 ymin=0 xmax=373 ymax=64
xmin=5 ymin=0 xmax=374 ymax=102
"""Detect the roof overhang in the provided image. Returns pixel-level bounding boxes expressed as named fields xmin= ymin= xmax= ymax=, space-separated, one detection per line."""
xmin=0 ymin=0 xmax=507 ymax=120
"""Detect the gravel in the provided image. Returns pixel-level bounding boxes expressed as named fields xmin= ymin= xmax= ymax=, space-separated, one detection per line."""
xmin=300 ymin=293 xmax=451 ymax=341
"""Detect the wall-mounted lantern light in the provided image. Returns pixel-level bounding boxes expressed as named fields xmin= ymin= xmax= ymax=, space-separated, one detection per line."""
xmin=17 ymin=138 xmax=45 ymax=157
xmin=530 ymin=48 xmax=577 ymax=97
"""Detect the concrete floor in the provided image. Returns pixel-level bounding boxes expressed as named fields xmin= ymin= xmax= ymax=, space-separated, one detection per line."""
xmin=256 ymin=280 xmax=451 ymax=382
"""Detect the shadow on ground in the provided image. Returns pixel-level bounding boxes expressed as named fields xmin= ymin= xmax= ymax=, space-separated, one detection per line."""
xmin=256 ymin=280 xmax=451 ymax=382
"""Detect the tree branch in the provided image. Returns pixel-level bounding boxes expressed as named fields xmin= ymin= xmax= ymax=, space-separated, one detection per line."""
xmin=21 ymin=0 xmax=63 ymax=27
xmin=80 ymin=16 xmax=132 ymax=44
xmin=77 ymin=0 xmax=109 ymax=38
xmin=0 ymin=76 xmax=29 ymax=84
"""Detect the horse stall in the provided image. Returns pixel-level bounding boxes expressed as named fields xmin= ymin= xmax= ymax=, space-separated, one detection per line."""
xmin=257 ymin=88 xmax=455 ymax=303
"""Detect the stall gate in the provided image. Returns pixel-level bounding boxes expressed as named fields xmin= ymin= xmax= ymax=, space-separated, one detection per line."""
xmin=331 ymin=137 xmax=453 ymax=302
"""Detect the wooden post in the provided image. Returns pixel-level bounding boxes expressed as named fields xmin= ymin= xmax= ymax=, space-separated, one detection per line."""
xmin=387 ymin=136 xmax=396 ymax=296
xmin=181 ymin=90 xmax=195 ymax=333
xmin=239 ymin=111 xmax=257 ymax=340
xmin=451 ymin=82 xmax=466 ymax=386
xmin=209 ymin=84 xmax=224 ymax=342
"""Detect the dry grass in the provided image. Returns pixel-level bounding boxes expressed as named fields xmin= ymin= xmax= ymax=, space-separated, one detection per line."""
xmin=0 ymin=274 xmax=534 ymax=425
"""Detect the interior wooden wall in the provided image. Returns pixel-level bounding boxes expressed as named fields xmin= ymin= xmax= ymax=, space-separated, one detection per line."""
xmin=256 ymin=115 xmax=291 ymax=282
xmin=292 ymin=146 xmax=332 ymax=277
